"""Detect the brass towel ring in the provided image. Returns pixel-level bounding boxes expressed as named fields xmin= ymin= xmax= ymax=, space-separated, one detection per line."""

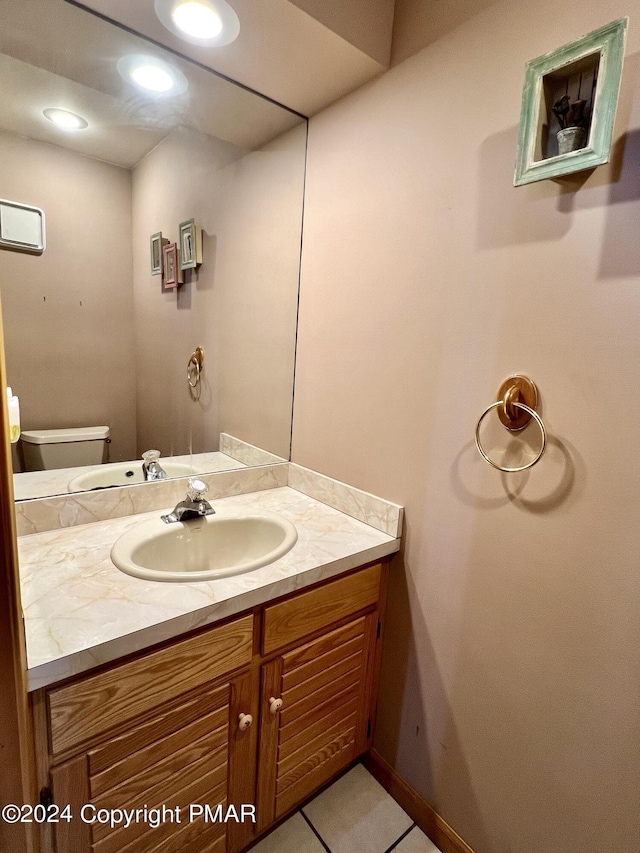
xmin=475 ymin=375 xmax=547 ymax=473
xmin=187 ymin=347 xmax=204 ymax=389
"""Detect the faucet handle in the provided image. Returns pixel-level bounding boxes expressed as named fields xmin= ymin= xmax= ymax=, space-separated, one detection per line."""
xmin=141 ymin=449 xmax=167 ymax=481
xmin=187 ymin=478 xmax=209 ymax=501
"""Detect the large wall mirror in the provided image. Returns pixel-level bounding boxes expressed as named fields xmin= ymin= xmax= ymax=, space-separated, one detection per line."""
xmin=0 ymin=0 xmax=307 ymax=501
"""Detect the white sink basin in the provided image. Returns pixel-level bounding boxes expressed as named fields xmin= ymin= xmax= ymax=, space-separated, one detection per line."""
xmin=110 ymin=508 xmax=298 ymax=582
xmin=68 ymin=461 xmax=197 ymax=492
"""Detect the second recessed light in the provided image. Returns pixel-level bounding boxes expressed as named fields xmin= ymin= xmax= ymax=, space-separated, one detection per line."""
xmin=130 ymin=64 xmax=174 ymax=92
xmin=172 ymin=2 xmax=223 ymax=39
xmin=43 ymin=108 xmax=88 ymax=131
xmin=117 ymin=54 xmax=188 ymax=96
xmin=155 ymin=0 xmax=240 ymax=46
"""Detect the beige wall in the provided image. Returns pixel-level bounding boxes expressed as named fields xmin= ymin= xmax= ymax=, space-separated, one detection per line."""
xmin=0 ymin=131 xmax=136 ymax=468
xmin=290 ymin=0 xmax=395 ymax=66
xmin=391 ymin=0 xmax=498 ymax=65
xmin=132 ymin=124 xmax=305 ymax=460
xmin=292 ymin=1 xmax=640 ymax=851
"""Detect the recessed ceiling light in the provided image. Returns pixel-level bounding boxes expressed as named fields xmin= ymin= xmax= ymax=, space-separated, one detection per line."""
xmin=43 ymin=108 xmax=88 ymax=131
xmin=130 ymin=64 xmax=174 ymax=93
xmin=172 ymin=2 xmax=223 ymax=39
xmin=155 ymin=0 xmax=240 ymax=47
xmin=117 ymin=55 xmax=188 ymax=97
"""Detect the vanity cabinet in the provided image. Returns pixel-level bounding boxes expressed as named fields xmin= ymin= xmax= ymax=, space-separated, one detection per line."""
xmin=38 ymin=615 xmax=257 ymax=853
xmin=50 ymin=676 xmax=254 ymax=853
xmin=32 ymin=561 xmax=388 ymax=853
xmin=257 ymin=562 xmax=383 ymax=830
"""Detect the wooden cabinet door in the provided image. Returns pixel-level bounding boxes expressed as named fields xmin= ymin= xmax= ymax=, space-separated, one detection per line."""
xmin=50 ymin=669 xmax=257 ymax=853
xmin=257 ymin=612 xmax=379 ymax=830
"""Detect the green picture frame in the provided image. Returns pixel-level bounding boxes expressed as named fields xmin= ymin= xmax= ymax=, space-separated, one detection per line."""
xmin=178 ymin=218 xmax=203 ymax=271
xmin=150 ymin=231 xmax=168 ymax=275
xmin=514 ymin=18 xmax=627 ymax=186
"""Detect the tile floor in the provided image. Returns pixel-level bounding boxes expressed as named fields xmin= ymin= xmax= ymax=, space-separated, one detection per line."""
xmin=251 ymin=764 xmax=443 ymax=853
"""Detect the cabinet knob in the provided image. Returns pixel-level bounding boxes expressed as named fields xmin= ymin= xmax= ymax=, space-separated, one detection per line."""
xmin=238 ymin=713 xmax=253 ymax=731
xmin=269 ymin=696 xmax=283 ymax=715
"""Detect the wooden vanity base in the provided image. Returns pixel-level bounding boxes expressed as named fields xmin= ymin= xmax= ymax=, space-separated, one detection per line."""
xmin=30 ymin=560 xmax=389 ymax=853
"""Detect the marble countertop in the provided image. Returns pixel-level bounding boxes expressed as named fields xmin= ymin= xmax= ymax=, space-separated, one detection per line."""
xmin=19 ymin=485 xmax=400 ymax=691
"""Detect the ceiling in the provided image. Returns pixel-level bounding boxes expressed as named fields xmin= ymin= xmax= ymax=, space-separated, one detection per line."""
xmin=0 ymin=0 xmax=308 ymax=167
xmin=72 ymin=0 xmax=396 ymax=116
xmin=0 ymin=0 xmax=397 ymax=169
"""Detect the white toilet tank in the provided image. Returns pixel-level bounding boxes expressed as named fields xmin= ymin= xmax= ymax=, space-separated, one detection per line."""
xmin=20 ymin=426 xmax=110 ymax=471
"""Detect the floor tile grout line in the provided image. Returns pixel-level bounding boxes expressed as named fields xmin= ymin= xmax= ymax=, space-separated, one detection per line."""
xmin=382 ymin=822 xmax=417 ymax=853
xmin=300 ymin=807 xmax=332 ymax=853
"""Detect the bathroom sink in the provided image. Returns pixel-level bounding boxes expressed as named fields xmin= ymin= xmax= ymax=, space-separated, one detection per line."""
xmin=110 ymin=508 xmax=298 ymax=582
xmin=68 ymin=461 xmax=197 ymax=491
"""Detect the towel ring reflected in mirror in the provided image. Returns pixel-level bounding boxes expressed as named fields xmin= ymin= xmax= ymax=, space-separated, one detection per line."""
xmin=187 ymin=346 xmax=204 ymax=390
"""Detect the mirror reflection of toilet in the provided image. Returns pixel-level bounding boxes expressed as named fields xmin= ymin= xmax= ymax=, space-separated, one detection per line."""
xmin=20 ymin=427 xmax=110 ymax=471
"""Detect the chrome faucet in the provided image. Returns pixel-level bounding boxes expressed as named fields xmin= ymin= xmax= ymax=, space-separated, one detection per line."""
xmin=161 ymin=478 xmax=215 ymax=523
xmin=142 ymin=449 xmax=167 ymax=481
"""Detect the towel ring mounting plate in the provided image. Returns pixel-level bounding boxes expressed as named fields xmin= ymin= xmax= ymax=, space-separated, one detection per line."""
xmin=496 ymin=374 xmax=538 ymax=431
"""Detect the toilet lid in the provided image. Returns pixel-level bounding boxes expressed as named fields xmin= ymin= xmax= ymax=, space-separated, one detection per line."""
xmin=20 ymin=426 xmax=110 ymax=444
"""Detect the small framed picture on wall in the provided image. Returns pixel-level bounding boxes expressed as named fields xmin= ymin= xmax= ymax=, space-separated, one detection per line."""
xmin=162 ymin=242 xmax=183 ymax=287
xmin=179 ymin=218 xmax=203 ymax=270
xmin=150 ymin=232 xmax=168 ymax=275
xmin=514 ymin=18 xmax=627 ymax=185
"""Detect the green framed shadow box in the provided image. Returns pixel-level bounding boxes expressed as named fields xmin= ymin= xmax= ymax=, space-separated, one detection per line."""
xmin=514 ymin=18 xmax=627 ymax=186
